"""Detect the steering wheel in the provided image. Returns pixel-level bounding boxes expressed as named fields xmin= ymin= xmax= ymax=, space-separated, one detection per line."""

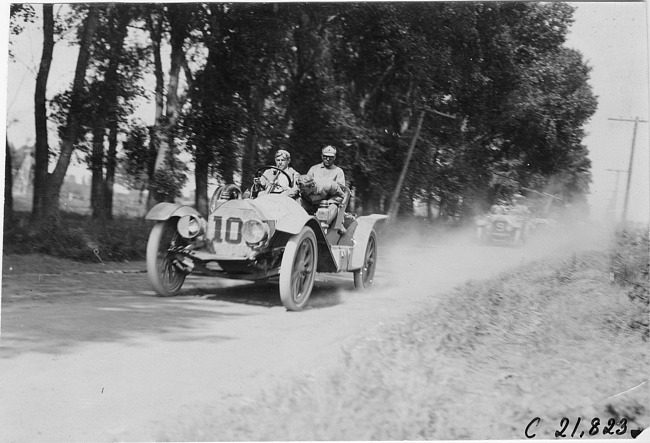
xmin=255 ymin=166 xmax=293 ymax=194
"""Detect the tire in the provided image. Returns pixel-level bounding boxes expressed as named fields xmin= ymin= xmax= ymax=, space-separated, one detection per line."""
xmin=279 ymin=226 xmax=318 ymax=311
xmin=146 ymin=220 xmax=187 ymax=296
xmin=354 ymin=230 xmax=377 ymax=289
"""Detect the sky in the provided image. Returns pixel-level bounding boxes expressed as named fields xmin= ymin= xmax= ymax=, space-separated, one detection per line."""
xmin=2 ymin=2 xmax=650 ymax=223
xmin=565 ymin=2 xmax=650 ymax=224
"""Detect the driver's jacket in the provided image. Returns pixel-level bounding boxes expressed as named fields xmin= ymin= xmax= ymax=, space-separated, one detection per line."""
xmin=260 ymin=166 xmax=300 ymax=198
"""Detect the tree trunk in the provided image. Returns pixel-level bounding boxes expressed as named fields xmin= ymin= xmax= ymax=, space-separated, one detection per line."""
xmin=194 ymin=146 xmax=209 ymax=217
xmin=287 ymin=7 xmax=330 ymax=168
xmin=241 ymin=88 xmax=264 ymax=192
xmin=147 ymin=5 xmax=186 ymax=210
xmin=5 ymin=140 xmax=13 ymax=225
xmin=90 ymin=123 xmax=105 ymax=218
xmin=98 ymin=5 xmax=131 ymax=219
xmin=103 ymin=120 xmax=119 ymax=219
xmin=43 ymin=5 xmax=99 ymax=219
xmin=31 ymin=4 xmax=54 ymax=224
xmin=143 ymin=7 xmax=164 ymax=209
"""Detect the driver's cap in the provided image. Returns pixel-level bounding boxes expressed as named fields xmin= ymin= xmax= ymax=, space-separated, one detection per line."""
xmin=322 ymin=145 xmax=337 ymax=156
xmin=275 ymin=149 xmax=290 ymax=160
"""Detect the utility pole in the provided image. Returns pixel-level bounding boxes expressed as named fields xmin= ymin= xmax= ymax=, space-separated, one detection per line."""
xmin=608 ymin=117 xmax=648 ymax=227
xmin=606 ymin=168 xmax=627 ymax=221
xmin=387 ymin=111 xmax=425 ymax=221
xmin=387 ymin=108 xmax=457 ymax=221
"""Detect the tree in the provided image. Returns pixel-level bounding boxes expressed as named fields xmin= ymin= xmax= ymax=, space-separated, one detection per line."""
xmin=182 ymin=3 xmax=295 ymax=214
xmin=5 ymin=139 xmax=13 ymax=224
xmin=146 ymin=4 xmax=193 ymax=210
xmin=9 ymin=4 xmax=36 ymax=58
xmin=85 ymin=4 xmax=141 ymax=219
xmin=32 ymin=5 xmax=100 ymax=221
xmin=18 ymin=2 xmax=596 ymax=225
xmin=31 ymin=3 xmax=54 ymax=224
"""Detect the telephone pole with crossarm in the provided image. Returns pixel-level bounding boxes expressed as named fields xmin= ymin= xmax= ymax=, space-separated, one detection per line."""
xmin=607 ymin=117 xmax=648 ymax=227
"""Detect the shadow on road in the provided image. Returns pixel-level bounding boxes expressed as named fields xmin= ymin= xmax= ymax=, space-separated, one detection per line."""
xmin=1 ymin=272 xmax=353 ymax=358
xmin=197 ymin=277 xmax=348 ymax=310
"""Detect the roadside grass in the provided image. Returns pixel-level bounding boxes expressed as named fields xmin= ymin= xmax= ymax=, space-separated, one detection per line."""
xmin=159 ymin=230 xmax=649 ymax=441
xmin=2 ymin=211 xmax=151 ymax=262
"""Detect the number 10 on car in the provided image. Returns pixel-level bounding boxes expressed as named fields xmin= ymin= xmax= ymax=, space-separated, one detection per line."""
xmin=210 ymin=216 xmax=243 ymax=244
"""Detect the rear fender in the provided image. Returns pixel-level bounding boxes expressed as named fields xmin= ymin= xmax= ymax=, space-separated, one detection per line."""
xmin=145 ymin=202 xmax=203 ymax=221
xmin=350 ymin=214 xmax=388 ymax=270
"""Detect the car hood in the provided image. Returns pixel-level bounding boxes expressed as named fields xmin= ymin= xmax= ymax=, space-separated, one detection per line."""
xmin=212 ymin=194 xmax=311 ymax=235
xmin=246 ymin=194 xmax=305 ymax=219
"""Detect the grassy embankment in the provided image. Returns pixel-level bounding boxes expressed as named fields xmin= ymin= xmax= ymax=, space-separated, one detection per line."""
xmin=161 ymin=229 xmax=649 ymax=441
xmin=3 ymin=211 xmax=151 ymax=263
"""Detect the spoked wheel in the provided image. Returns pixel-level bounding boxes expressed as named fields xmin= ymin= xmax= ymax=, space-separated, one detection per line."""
xmin=279 ymin=226 xmax=318 ymax=311
xmin=353 ymin=230 xmax=377 ymax=289
xmin=146 ymin=220 xmax=187 ymax=296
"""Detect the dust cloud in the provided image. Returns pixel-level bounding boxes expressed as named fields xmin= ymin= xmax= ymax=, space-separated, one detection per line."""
xmin=374 ymin=217 xmax=618 ymax=304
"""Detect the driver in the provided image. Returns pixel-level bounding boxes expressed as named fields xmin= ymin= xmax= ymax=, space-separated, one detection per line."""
xmin=297 ymin=175 xmax=346 ymax=228
xmin=254 ymin=149 xmax=300 ymax=197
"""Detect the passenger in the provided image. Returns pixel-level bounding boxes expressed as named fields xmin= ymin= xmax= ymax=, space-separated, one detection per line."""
xmin=297 ymin=175 xmax=345 ymax=228
xmin=306 ymin=145 xmax=346 ymax=188
xmin=254 ymin=149 xmax=300 ymax=198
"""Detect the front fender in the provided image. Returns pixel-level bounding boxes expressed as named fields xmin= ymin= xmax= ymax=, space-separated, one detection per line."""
xmin=349 ymin=214 xmax=388 ymax=270
xmin=145 ymin=202 xmax=203 ymax=221
xmin=276 ymin=211 xmax=313 ymax=235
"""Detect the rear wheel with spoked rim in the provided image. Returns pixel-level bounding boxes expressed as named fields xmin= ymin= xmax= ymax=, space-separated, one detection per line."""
xmin=353 ymin=230 xmax=377 ymax=289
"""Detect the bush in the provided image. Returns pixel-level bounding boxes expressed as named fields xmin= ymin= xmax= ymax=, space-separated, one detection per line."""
xmin=3 ymin=211 xmax=152 ymax=262
xmin=610 ymin=228 xmax=650 ymax=339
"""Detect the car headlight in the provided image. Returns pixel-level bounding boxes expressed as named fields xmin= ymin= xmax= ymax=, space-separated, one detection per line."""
xmin=242 ymin=219 xmax=269 ymax=245
xmin=177 ymin=215 xmax=203 ymax=239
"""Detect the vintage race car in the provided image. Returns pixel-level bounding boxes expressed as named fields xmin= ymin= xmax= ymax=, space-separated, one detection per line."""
xmin=476 ymin=210 xmax=531 ymax=246
xmin=145 ymin=166 xmax=387 ymax=311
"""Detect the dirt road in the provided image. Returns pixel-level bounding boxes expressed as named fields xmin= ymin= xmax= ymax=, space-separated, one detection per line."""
xmin=0 ymin=227 xmax=608 ymax=442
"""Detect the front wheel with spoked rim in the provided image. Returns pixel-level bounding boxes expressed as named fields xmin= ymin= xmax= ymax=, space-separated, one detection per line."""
xmin=146 ymin=220 xmax=187 ymax=296
xmin=353 ymin=230 xmax=377 ymax=289
xmin=279 ymin=226 xmax=318 ymax=311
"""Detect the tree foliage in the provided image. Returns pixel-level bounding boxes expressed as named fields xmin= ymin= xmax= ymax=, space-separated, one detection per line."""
xmin=14 ymin=2 xmax=597 ymax=224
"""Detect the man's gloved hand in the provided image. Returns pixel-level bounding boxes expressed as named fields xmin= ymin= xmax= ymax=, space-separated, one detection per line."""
xmin=253 ymin=176 xmax=266 ymax=189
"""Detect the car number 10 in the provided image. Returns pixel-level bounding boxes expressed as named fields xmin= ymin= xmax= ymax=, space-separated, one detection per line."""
xmin=212 ymin=216 xmax=243 ymax=244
